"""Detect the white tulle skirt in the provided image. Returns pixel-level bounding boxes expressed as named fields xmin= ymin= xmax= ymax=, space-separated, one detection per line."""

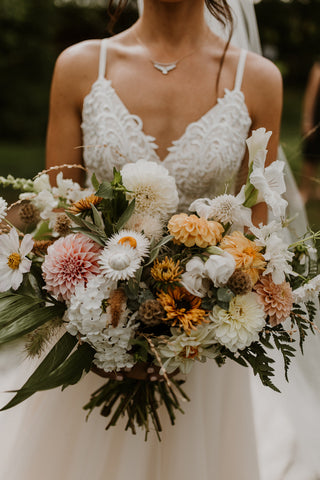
xmin=0 ymin=345 xmax=260 ymax=480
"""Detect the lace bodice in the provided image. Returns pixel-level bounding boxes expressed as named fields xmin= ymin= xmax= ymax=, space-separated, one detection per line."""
xmin=82 ymin=39 xmax=252 ymax=211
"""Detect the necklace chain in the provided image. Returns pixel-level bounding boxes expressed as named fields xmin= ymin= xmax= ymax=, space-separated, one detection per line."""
xmin=134 ymin=30 xmax=208 ymax=76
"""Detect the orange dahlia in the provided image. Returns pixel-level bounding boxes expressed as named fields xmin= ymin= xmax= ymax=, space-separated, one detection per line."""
xmin=168 ymin=213 xmax=224 ymax=248
xmin=68 ymin=194 xmax=103 ymax=214
xmin=157 ymin=286 xmax=208 ymax=334
xmin=220 ymin=231 xmax=266 ymax=285
xmin=254 ymin=274 xmax=293 ymax=327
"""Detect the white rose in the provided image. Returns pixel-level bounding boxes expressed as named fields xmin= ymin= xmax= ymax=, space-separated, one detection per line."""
xmin=204 ymin=251 xmax=236 ymax=287
xmin=180 ymin=257 xmax=208 ymax=298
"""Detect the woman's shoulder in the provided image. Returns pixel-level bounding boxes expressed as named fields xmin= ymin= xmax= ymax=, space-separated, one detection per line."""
xmin=54 ymin=40 xmax=101 ymax=77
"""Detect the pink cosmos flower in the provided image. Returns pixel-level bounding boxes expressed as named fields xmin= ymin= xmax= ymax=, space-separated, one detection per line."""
xmin=254 ymin=274 xmax=293 ymax=327
xmin=42 ymin=233 xmax=101 ymax=301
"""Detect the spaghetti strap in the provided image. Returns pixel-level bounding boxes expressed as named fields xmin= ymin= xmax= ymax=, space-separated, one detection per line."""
xmin=98 ymin=38 xmax=108 ymax=79
xmin=234 ymin=49 xmax=247 ymax=91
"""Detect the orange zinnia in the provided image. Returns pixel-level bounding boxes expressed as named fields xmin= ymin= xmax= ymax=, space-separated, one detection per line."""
xmin=168 ymin=213 xmax=224 ymax=248
xmin=157 ymin=286 xmax=208 ymax=334
xmin=220 ymin=231 xmax=266 ymax=285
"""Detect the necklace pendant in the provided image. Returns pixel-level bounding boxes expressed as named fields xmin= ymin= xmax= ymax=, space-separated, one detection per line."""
xmin=152 ymin=62 xmax=177 ymax=75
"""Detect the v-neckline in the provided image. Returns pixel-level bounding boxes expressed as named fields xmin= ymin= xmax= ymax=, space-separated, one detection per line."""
xmin=95 ymin=77 xmax=247 ymax=163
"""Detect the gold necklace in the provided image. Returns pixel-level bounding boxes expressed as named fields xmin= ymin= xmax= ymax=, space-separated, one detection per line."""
xmin=134 ymin=31 xmax=208 ymax=76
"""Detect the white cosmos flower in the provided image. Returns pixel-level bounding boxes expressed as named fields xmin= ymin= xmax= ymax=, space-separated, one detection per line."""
xmin=204 ymin=250 xmax=236 ymax=287
xmin=99 ymin=244 xmax=141 ymax=282
xmin=210 ymin=292 xmax=266 ymax=352
xmin=120 ymin=160 xmax=179 ymax=218
xmin=106 ymin=229 xmax=150 ymax=259
xmin=0 ymin=197 xmax=8 ymax=222
xmin=180 ymin=256 xmax=208 ymax=297
xmin=250 ymin=160 xmax=288 ymax=218
xmin=0 ymin=228 xmax=33 ymax=292
xmin=189 ymin=189 xmax=252 ymax=229
xmin=157 ymin=325 xmax=219 ymax=375
xmin=250 ymin=221 xmax=283 ymax=246
xmin=246 ymin=128 xmax=272 ymax=168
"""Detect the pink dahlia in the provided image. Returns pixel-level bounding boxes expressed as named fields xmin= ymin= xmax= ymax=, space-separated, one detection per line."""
xmin=254 ymin=274 xmax=293 ymax=327
xmin=42 ymin=233 xmax=101 ymax=301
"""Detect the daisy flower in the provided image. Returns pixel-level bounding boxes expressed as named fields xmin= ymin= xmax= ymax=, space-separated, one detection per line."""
xmin=0 ymin=228 xmax=33 ymax=292
xmin=120 ymin=160 xmax=179 ymax=218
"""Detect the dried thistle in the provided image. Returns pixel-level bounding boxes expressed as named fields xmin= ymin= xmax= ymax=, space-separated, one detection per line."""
xmin=19 ymin=201 xmax=40 ymax=225
xmin=32 ymin=240 xmax=54 ymax=256
xmin=138 ymin=299 xmax=165 ymax=327
xmin=227 ymin=269 xmax=253 ymax=295
xmin=53 ymin=213 xmax=72 ymax=236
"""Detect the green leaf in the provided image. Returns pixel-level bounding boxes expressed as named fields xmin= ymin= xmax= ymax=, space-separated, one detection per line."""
xmin=1 ymin=332 xmax=77 ymax=410
xmin=96 ymin=181 xmax=113 ymax=199
xmin=71 ymin=228 xmax=106 ymax=246
xmin=115 ymin=200 xmax=135 ymax=231
xmin=91 ymin=173 xmax=100 ymax=191
xmin=91 ymin=203 xmax=104 ymax=230
xmin=146 ymin=235 xmax=174 ymax=266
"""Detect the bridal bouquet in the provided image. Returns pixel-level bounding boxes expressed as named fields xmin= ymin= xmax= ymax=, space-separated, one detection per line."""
xmin=0 ymin=129 xmax=319 ymax=440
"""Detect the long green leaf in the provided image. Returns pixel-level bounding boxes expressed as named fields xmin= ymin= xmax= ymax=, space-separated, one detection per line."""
xmin=1 ymin=332 xmax=77 ymax=410
xmin=115 ymin=200 xmax=135 ymax=231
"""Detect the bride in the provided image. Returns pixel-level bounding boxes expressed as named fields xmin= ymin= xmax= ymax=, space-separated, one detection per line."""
xmin=0 ymin=1 xmax=318 ymax=479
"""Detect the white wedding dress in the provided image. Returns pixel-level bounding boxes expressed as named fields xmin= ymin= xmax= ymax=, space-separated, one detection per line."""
xmin=0 ymin=38 xmax=319 ymax=480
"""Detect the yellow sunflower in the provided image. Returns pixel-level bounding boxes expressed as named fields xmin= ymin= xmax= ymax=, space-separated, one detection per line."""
xmin=68 ymin=194 xmax=103 ymax=214
xmin=157 ymin=286 xmax=208 ymax=334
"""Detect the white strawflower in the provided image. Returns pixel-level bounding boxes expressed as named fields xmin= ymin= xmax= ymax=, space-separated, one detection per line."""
xmin=0 ymin=228 xmax=34 ymax=292
xmin=0 ymin=197 xmax=8 ymax=222
xmin=99 ymin=244 xmax=141 ymax=282
xmin=125 ymin=213 xmax=164 ymax=241
xmin=210 ymin=292 xmax=266 ymax=352
xmin=292 ymin=275 xmax=320 ymax=303
xmin=204 ymin=250 xmax=236 ymax=287
xmin=106 ymin=229 xmax=150 ymax=259
xmin=121 ymin=160 xmax=179 ymax=218
xmin=157 ymin=325 xmax=219 ymax=375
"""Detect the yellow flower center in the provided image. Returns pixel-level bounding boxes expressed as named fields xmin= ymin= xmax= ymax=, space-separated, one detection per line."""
xmin=117 ymin=236 xmax=137 ymax=249
xmin=7 ymin=252 xmax=21 ymax=270
xmin=181 ymin=346 xmax=199 ymax=359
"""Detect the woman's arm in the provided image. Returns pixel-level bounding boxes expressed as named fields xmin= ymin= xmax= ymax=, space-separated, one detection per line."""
xmin=46 ymin=41 xmax=100 ymax=185
xmin=237 ymin=52 xmax=283 ymax=226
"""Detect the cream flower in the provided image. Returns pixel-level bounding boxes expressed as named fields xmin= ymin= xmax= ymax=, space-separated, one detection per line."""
xmin=246 ymin=128 xmax=272 ymax=168
xmin=292 ymin=274 xmax=320 ymax=303
xmin=121 ymin=160 xmax=179 ymax=218
xmin=106 ymin=229 xmax=150 ymax=259
xmin=99 ymin=244 xmax=141 ymax=282
xmin=0 ymin=228 xmax=33 ymax=292
xmin=262 ymin=233 xmax=294 ymax=284
xmin=204 ymin=250 xmax=236 ymax=287
xmin=157 ymin=324 xmax=219 ymax=375
xmin=180 ymin=257 xmax=208 ymax=298
xmin=0 ymin=197 xmax=8 ymax=222
xmin=210 ymin=292 xmax=266 ymax=352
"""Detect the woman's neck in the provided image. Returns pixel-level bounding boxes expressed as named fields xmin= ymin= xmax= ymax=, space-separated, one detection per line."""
xmin=136 ymin=0 xmax=208 ymax=51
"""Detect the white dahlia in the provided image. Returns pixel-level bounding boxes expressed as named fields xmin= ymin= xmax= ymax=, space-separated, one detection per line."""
xmin=210 ymin=292 xmax=266 ymax=352
xmin=120 ymin=160 xmax=179 ymax=218
xmin=125 ymin=213 xmax=164 ymax=241
xmin=106 ymin=229 xmax=150 ymax=259
xmin=99 ymin=244 xmax=141 ymax=282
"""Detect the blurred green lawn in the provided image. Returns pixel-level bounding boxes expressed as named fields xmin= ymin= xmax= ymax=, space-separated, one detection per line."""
xmin=0 ymin=87 xmax=319 ymax=231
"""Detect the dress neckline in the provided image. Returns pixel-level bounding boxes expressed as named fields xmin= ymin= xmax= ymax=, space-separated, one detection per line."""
xmin=86 ymin=77 xmax=250 ymax=163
